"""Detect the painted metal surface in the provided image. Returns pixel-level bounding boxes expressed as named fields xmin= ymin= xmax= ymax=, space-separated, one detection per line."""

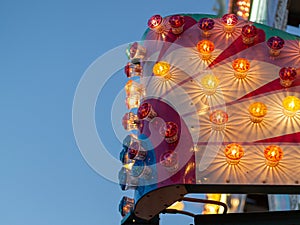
xmin=121 ymin=13 xmax=300 ymax=222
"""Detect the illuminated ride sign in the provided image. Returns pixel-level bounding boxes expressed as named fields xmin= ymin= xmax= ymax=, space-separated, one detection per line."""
xmin=119 ymin=13 xmax=300 ymax=224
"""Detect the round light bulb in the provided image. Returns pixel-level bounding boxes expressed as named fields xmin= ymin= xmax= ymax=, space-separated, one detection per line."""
xmin=119 ymin=196 xmax=135 ymax=217
xmin=224 ymin=143 xmax=244 ymax=165
xmin=267 ymin=36 xmax=285 ymax=57
xmin=279 ymin=67 xmax=297 ymax=87
xmin=148 ymin=14 xmax=165 ymax=33
xmin=128 ymin=139 xmax=147 ymax=161
xmin=169 ymin=15 xmax=185 ymax=35
xmin=125 ymin=80 xmax=144 ymax=96
xmin=122 ymin=112 xmax=139 ymax=131
xmin=200 ymin=74 xmax=220 ymax=95
xmin=137 ymin=102 xmax=157 ymax=121
xmin=160 ymin=150 xmax=179 ymax=172
xmin=159 ymin=121 xmax=179 ymax=144
xmin=198 ymin=18 xmax=215 ymax=37
xmin=221 ymin=14 xmax=238 ymax=33
xmin=124 ymin=62 xmax=142 ymax=78
xmin=209 ymin=110 xmax=228 ymax=131
xmin=264 ymin=145 xmax=283 ymax=167
xmin=153 ymin=61 xmax=171 ymax=79
xmin=248 ymin=102 xmax=267 ymax=123
xmin=125 ymin=80 xmax=135 ymax=96
xmin=197 ymin=40 xmax=215 ymax=60
xmin=127 ymin=42 xmax=146 ymax=63
xmin=241 ymin=24 xmax=258 ymax=45
xmin=282 ymin=96 xmax=300 ymax=117
xmin=232 ymin=58 xmax=250 ymax=79
xmin=125 ymin=95 xmax=140 ymax=110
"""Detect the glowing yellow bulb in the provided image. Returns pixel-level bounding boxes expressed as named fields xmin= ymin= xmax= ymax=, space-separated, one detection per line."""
xmin=201 ymin=74 xmax=220 ymax=95
xmin=197 ymin=40 xmax=215 ymax=60
xmin=126 ymin=95 xmax=141 ymax=110
xmin=125 ymin=80 xmax=144 ymax=97
xmin=248 ymin=102 xmax=267 ymax=123
xmin=224 ymin=143 xmax=244 ymax=165
xmin=282 ymin=96 xmax=300 ymax=117
xmin=232 ymin=58 xmax=250 ymax=79
xmin=125 ymin=80 xmax=134 ymax=95
xmin=153 ymin=61 xmax=171 ymax=79
xmin=264 ymin=145 xmax=283 ymax=167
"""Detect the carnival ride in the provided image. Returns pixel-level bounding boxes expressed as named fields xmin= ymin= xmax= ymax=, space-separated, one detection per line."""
xmin=119 ymin=13 xmax=300 ymax=225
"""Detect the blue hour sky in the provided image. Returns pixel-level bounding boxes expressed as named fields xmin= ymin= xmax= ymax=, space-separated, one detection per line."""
xmin=0 ymin=1 xmax=297 ymax=225
xmin=0 ymin=1 xmax=219 ymax=225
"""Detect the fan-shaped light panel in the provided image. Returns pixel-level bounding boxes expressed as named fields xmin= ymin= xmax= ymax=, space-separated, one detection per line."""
xmin=119 ymin=13 xmax=300 ymax=221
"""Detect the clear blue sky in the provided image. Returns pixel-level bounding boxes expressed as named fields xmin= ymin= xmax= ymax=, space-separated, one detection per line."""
xmin=2 ymin=1 xmax=298 ymax=225
xmin=0 ymin=1 xmax=219 ymax=225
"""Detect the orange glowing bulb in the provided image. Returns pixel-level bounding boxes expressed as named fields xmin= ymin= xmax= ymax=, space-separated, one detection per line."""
xmin=248 ymin=102 xmax=267 ymax=123
xmin=264 ymin=145 xmax=283 ymax=167
xmin=282 ymin=96 xmax=300 ymax=117
xmin=153 ymin=61 xmax=171 ymax=79
xmin=197 ymin=40 xmax=215 ymax=60
xmin=224 ymin=143 xmax=244 ymax=165
xmin=232 ymin=58 xmax=250 ymax=79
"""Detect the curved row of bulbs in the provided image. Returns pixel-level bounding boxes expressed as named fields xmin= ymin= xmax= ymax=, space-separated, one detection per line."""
xmin=152 ymin=60 xmax=297 ymax=88
xmin=125 ymin=46 xmax=296 ymax=92
xmin=120 ymin=29 xmax=149 ymax=218
xmin=209 ymin=95 xmax=300 ymax=130
xmin=124 ymin=79 xmax=300 ymax=133
xmin=118 ymin=142 xmax=284 ymax=217
xmin=119 ymin=13 xmax=297 ymax=219
xmin=224 ymin=143 xmax=283 ymax=167
xmin=120 ymin=102 xmax=180 ymax=190
xmin=147 ymin=13 xmax=285 ymax=56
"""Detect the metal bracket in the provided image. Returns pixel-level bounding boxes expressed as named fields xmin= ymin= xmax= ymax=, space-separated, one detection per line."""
xmin=194 ymin=210 xmax=300 ymax=225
